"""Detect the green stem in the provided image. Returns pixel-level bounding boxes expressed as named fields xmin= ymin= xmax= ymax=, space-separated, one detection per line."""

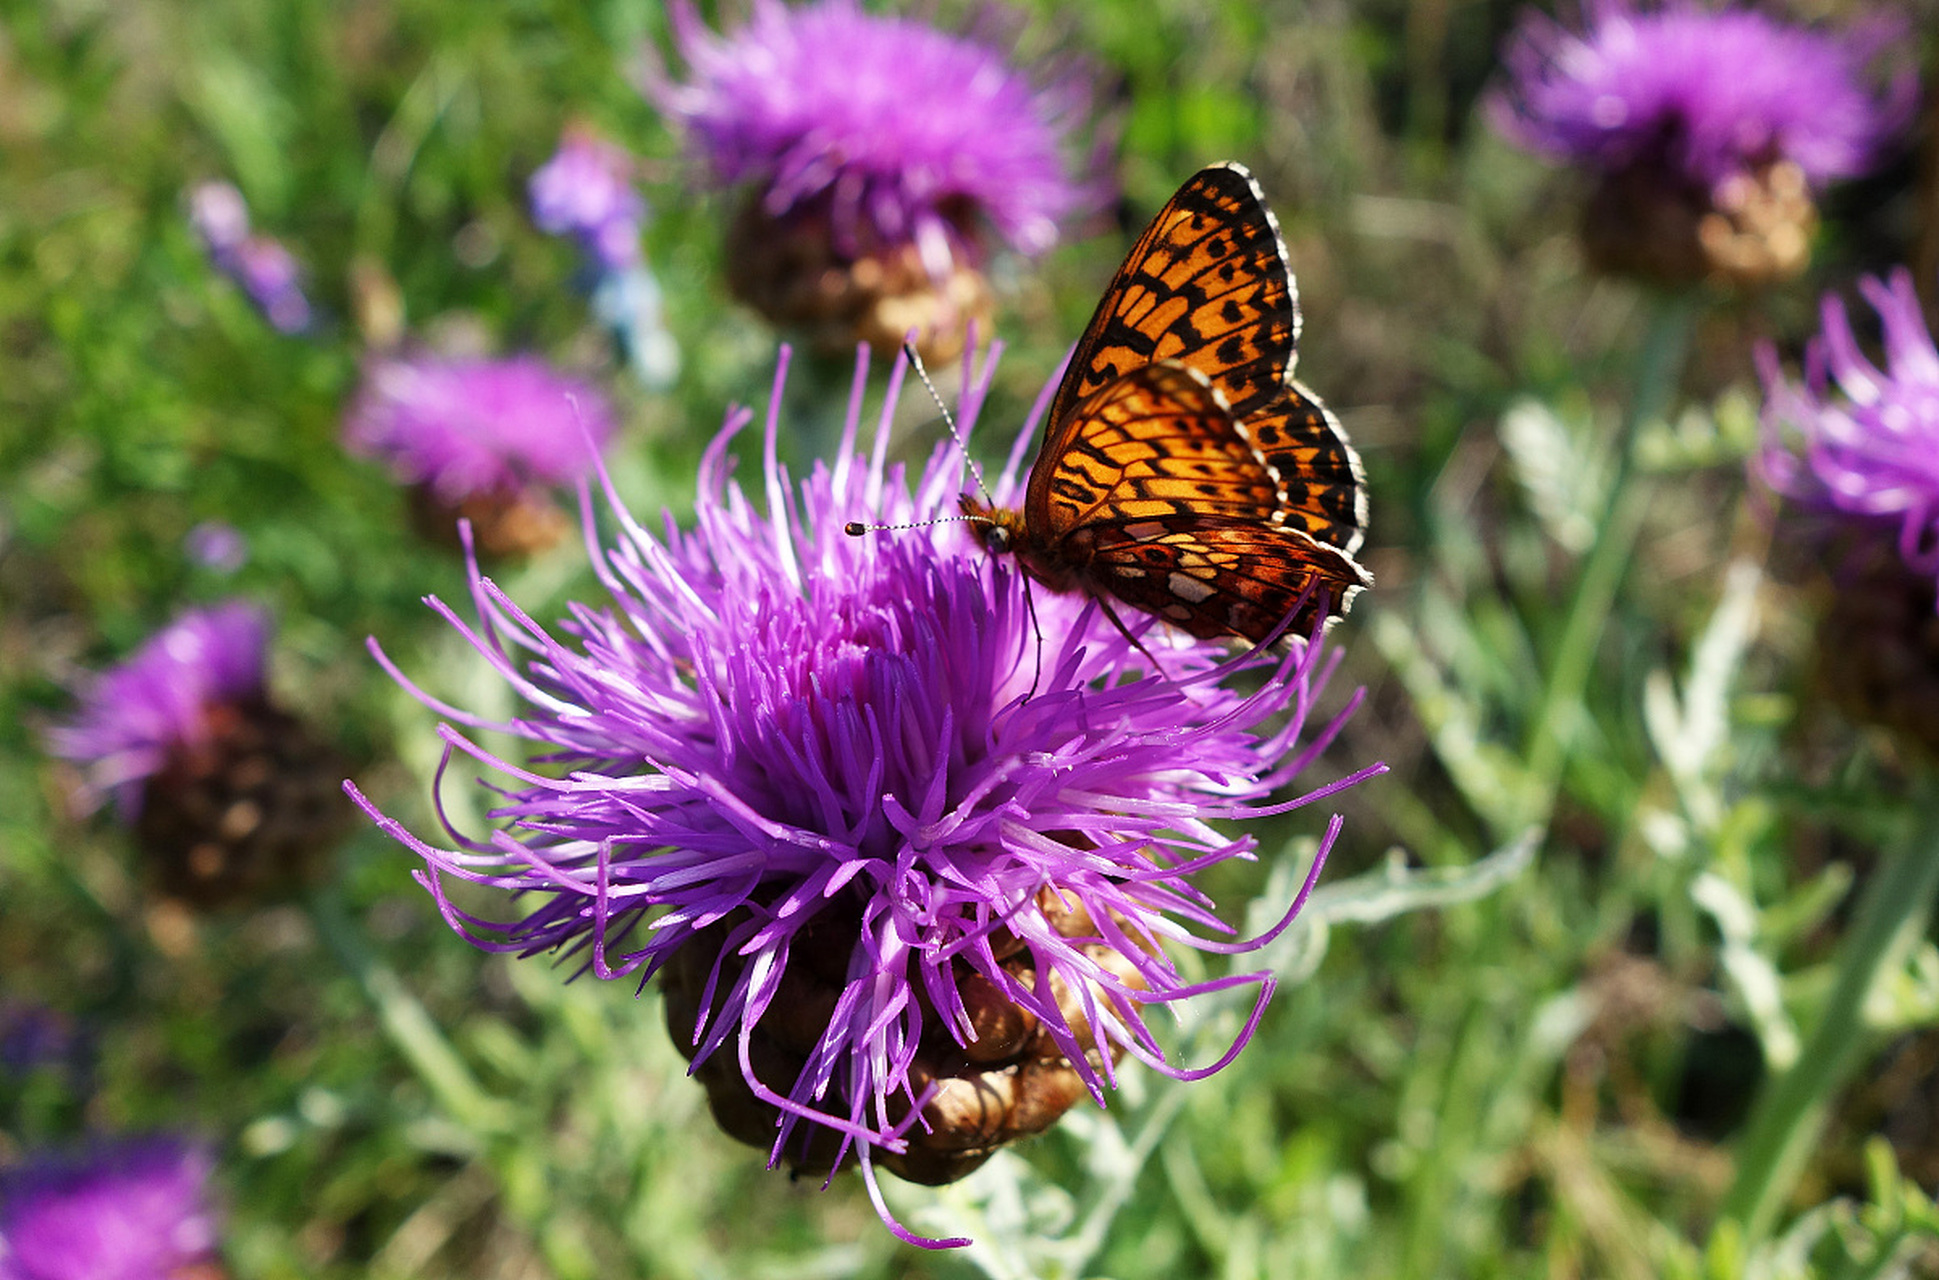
xmin=1518 ymin=294 xmax=1697 ymax=831
xmin=1716 ymin=775 xmax=1939 ymax=1244
xmin=309 ymin=889 xmax=510 ymax=1137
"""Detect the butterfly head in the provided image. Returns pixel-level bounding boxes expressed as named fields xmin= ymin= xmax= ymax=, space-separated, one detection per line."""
xmin=958 ymin=493 xmax=1024 ymax=557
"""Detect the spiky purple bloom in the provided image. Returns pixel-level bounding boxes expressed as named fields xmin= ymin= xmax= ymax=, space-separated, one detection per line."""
xmin=650 ymin=0 xmax=1101 ymax=268
xmin=1759 ymin=267 xmax=1939 ymax=592
xmin=529 ymin=127 xmax=648 ymax=272
xmin=187 ymin=181 xmax=312 ymax=335
xmin=344 ymin=354 xmax=616 ymax=502
xmin=47 ymin=603 xmax=269 ymax=822
xmin=346 ymin=344 xmax=1379 ymax=1246
xmin=0 ymin=1136 xmax=219 ymax=1280
xmin=1488 ymin=0 xmax=1913 ymax=192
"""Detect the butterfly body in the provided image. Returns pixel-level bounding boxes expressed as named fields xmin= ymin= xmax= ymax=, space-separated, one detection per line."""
xmin=970 ymin=164 xmax=1370 ymax=645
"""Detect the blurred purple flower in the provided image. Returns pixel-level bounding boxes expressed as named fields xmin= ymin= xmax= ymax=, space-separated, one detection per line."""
xmin=346 ymin=344 xmax=1379 ymax=1246
xmin=186 ymin=181 xmax=313 ymax=335
xmin=1489 ymin=0 xmax=1913 ymax=192
xmin=529 ymin=127 xmax=648 ymax=271
xmin=46 ymin=603 xmax=269 ymax=822
xmin=186 ymin=183 xmax=249 ymax=255
xmin=650 ymin=0 xmax=1102 ymax=269
xmin=225 ymin=239 xmax=311 ymax=335
xmin=0 ymin=1136 xmax=220 ymax=1280
xmin=1759 ymin=267 xmax=1939 ymax=592
xmin=183 ymin=522 xmax=247 ymax=575
xmin=344 ymin=354 xmax=615 ymax=503
xmin=0 ymin=1004 xmax=83 ymax=1078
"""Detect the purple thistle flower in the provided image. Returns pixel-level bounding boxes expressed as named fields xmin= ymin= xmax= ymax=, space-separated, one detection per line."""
xmin=344 ymin=354 xmax=616 ymax=503
xmin=650 ymin=0 xmax=1103 ymax=269
xmin=1759 ymin=267 xmax=1939 ymax=593
xmin=529 ymin=127 xmax=649 ymax=272
xmin=47 ymin=603 xmax=269 ymax=822
xmin=0 ymin=1136 xmax=221 ymax=1280
xmin=1489 ymin=0 xmax=1913 ymax=192
xmin=187 ymin=182 xmax=313 ymax=335
xmin=345 ymin=344 xmax=1380 ymax=1247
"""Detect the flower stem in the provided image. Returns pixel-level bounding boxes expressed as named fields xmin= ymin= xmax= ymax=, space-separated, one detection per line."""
xmin=1519 ymin=293 xmax=1697 ymax=831
xmin=309 ymin=888 xmax=510 ymax=1137
xmin=1715 ymin=772 xmax=1939 ymax=1244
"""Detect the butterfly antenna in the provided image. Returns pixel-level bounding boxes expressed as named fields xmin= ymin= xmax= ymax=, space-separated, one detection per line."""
xmin=844 ymin=344 xmax=1004 ymax=541
xmin=842 ymin=515 xmax=991 ymax=536
xmin=903 ymin=340 xmax=993 ymax=504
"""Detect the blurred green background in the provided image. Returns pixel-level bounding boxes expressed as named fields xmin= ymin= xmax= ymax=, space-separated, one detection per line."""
xmin=4 ymin=0 xmax=1938 ymax=1275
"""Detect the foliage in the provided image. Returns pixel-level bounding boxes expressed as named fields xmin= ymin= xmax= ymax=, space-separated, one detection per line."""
xmin=4 ymin=0 xmax=1936 ymax=1276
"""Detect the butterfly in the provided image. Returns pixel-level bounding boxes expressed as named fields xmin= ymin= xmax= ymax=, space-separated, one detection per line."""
xmin=961 ymin=163 xmax=1370 ymax=645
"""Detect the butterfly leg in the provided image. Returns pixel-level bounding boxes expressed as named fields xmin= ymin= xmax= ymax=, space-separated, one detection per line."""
xmin=1017 ymin=572 xmax=1046 ymax=703
xmin=1093 ymin=595 xmax=1170 ymax=678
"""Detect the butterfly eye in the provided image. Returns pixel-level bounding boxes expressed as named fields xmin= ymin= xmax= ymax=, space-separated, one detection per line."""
xmin=986 ymin=525 xmax=1012 ymax=554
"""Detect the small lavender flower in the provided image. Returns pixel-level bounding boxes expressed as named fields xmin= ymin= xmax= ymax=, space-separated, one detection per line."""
xmin=648 ymin=0 xmax=1103 ymax=358
xmin=1759 ymin=267 xmax=1939 ymax=591
xmin=186 ymin=184 xmax=249 ymax=257
xmin=0 ymin=1004 xmax=83 ymax=1079
xmin=187 ymin=181 xmax=312 ymax=334
xmin=0 ymin=1136 xmax=221 ymax=1280
xmin=344 ymin=353 xmax=615 ymax=504
xmin=527 ymin=129 xmax=681 ymax=388
xmin=529 ymin=127 xmax=648 ymax=272
xmin=183 ymin=522 xmax=248 ymax=575
xmin=1488 ymin=0 xmax=1913 ymax=283
xmin=347 ymin=345 xmax=1380 ymax=1246
xmin=225 ymin=239 xmax=311 ymax=334
xmin=47 ymin=603 xmax=268 ymax=822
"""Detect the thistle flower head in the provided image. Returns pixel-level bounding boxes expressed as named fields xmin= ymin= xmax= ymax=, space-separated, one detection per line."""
xmin=347 ymin=345 xmax=1378 ymax=1246
xmin=1489 ymin=0 xmax=1913 ymax=192
xmin=47 ymin=603 xmax=269 ymax=822
xmin=0 ymin=1136 xmax=220 ymax=1280
xmin=1758 ymin=267 xmax=1939 ymax=591
xmin=651 ymin=0 xmax=1102 ymax=267
xmin=529 ymin=127 xmax=648 ymax=271
xmin=344 ymin=354 xmax=616 ymax=503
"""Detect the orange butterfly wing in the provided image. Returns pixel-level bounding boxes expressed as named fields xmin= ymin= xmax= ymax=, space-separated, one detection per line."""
xmin=1030 ymin=362 xmax=1368 ymax=643
xmin=1087 ymin=519 xmax=1363 ymax=643
xmin=1031 ymin=163 xmax=1367 ymax=556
